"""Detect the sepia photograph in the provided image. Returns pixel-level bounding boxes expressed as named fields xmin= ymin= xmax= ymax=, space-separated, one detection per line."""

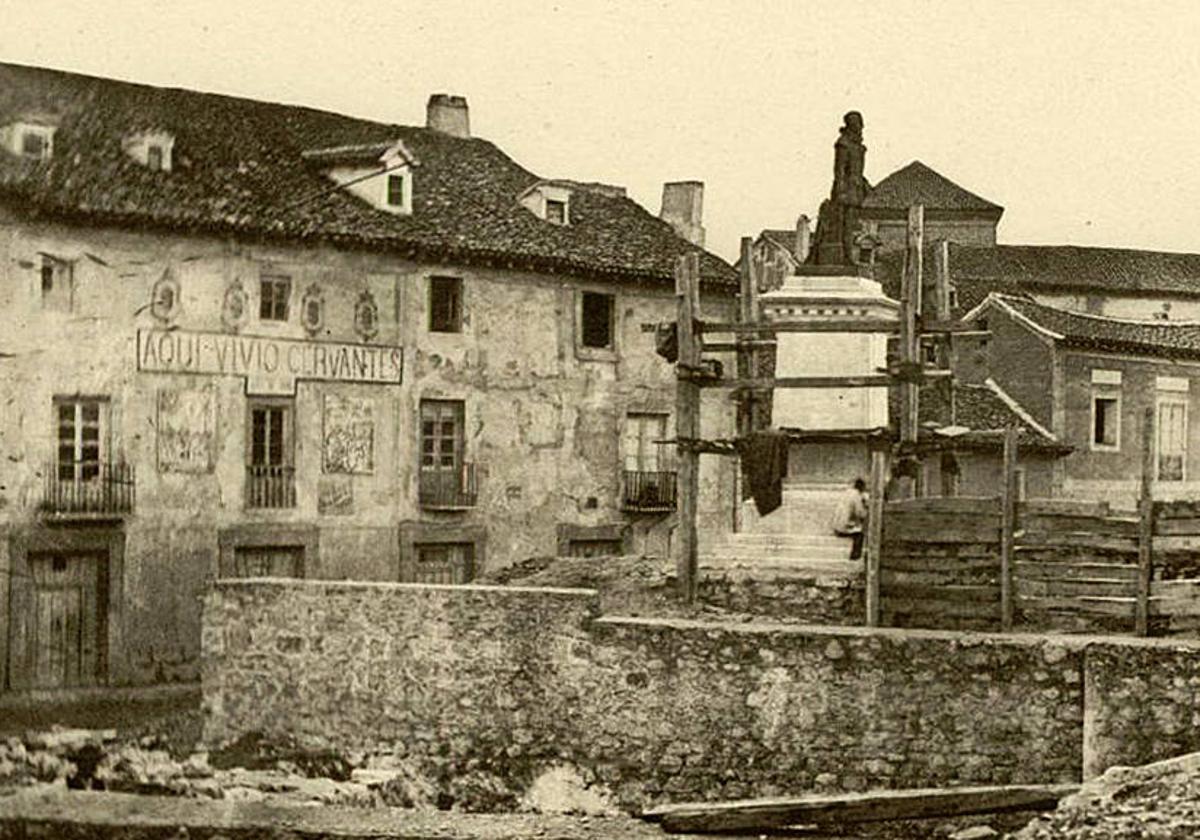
xmin=2 ymin=2 xmax=1200 ymax=837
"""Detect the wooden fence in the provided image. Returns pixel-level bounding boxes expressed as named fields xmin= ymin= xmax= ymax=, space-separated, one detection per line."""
xmin=875 ymin=496 xmax=1200 ymax=635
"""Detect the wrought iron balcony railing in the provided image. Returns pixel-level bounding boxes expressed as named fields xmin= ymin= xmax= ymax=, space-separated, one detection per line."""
xmin=622 ymin=469 xmax=677 ymax=513
xmin=246 ymin=464 xmax=297 ymax=509
xmin=419 ymin=463 xmax=478 ymax=510
xmin=41 ymin=461 xmax=135 ymax=518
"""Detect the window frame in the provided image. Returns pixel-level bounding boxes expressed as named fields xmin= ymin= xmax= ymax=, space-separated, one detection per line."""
xmin=624 ymin=412 xmax=670 ymax=472
xmin=246 ymin=398 xmax=295 ymax=469
xmin=545 ymin=198 xmax=568 ymax=225
xmin=39 ymin=254 xmax=74 ymax=311
xmin=428 ymin=276 xmax=464 ymax=333
xmin=578 ymin=290 xmax=617 ymax=355
xmin=1157 ymin=394 xmax=1189 ymax=483
xmin=259 ymin=273 xmax=292 ymax=322
xmin=419 ymin=399 xmax=465 ymax=472
xmin=386 ymin=173 xmax=406 ymax=208
xmin=54 ymin=397 xmax=110 ymax=483
xmin=1090 ymin=392 xmax=1121 ymax=452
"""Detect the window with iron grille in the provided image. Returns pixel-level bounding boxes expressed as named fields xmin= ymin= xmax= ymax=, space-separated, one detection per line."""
xmin=55 ymin=398 xmax=108 ymax=482
xmin=231 ymin=545 xmax=303 ymax=578
xmin=429 ymin=277 xmax=463 ymax=333
xmin=259 ymin=274 xmax=291 ymax=321
xmin=246 ymin=400 xmax=295 ymax=509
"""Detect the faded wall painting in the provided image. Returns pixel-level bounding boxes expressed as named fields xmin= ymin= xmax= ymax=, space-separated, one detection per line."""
xmin=323 ymin=394 xmax=374 ymax=474
xmin=157 ymin=387 xmax=217 ymax=473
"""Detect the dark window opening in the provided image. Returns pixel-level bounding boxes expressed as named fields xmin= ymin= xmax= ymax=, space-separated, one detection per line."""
xmin=545 ymin=198 xmax=567 ymax=224
xmin=420 ymin=400 xmax=464 ymax=470
xmin=259 ymin=274 xmax=291 ymax=321
xmin=387 ymin=174 xmax=405 ymax=207
xmin=429 ymin=276 xmax=463 ymax=333
xmin=146 ymin=145 xmax=163 ymax=171
xmin=40 ymin=255 xmax=73 ymax=310
xmin=246 ymin=401 xmax=295 ymax=509
xmin=232 ymin=545 xmax=303 ymax=578
xmin=580 ymin=292 xmax=614 ymax=349
xmin=1093 ymin=396 xmax=1119 ymax=448
xmin=568 ymin=539 xmax=623 ymax=558
xmin=21 ymin=131 xmax=47 ymax=158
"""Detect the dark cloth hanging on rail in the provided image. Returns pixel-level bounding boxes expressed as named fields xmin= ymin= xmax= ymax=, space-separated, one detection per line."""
xmin=737 ymin=431 xmax=790 ymax=516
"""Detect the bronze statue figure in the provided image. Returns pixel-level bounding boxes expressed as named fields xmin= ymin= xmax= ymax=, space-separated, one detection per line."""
xmin=808 ymin=111 xmax=869 ymax=266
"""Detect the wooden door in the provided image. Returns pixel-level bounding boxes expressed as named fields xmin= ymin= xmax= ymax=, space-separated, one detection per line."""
xmin=10 ymin=552 xmax=103 ymax=689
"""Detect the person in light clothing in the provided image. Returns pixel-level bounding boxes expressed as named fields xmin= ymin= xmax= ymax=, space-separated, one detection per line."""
xmin=833 ymin=477 xmax=869 ymax=560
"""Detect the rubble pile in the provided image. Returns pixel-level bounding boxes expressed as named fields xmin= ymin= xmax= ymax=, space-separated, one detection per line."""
xmin=0 ymin=726 xmax=617 ymax=815
xmin=1012 ymin=752 xmax=1200 ymax=839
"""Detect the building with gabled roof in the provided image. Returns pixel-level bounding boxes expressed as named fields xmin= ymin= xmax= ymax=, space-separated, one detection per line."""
xmin=0 ymin=62 xmax=739 ymax=693
xmin=961 ymin=293 xmax=1200 ymax=505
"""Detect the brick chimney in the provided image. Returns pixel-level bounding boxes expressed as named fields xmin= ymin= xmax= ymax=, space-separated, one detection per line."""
xmin=426 ymin=94 xmax=470 ymax=138
xmin=660 ymin=181 xmax=705 ymax=247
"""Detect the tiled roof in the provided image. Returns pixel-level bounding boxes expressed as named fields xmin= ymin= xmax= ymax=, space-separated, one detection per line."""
xmin=759 ymin=229 xmax=800 ymax=257
xmin=947 ymin=243 xmax=1200 ymax=299
xmin=984 ymin=294 xmax=1200 ymax=361
xmin=0 ymin=63 xmax=736 ymax=288
xmin=863 ymin=161 xmax=1002 ymax=214
xmin=890 ymin=378 xmax=1067 ymax=452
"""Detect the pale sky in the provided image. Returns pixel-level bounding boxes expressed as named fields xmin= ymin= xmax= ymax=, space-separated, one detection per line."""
xmin=4 ymin=0 xmax=1200 ymax=263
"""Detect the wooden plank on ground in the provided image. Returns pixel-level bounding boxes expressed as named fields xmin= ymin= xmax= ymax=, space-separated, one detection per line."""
xmin=1150 ymin=579 xmax=1200 ymax=596
xmin=645 ymin=784 xmax=1080 ymax=833
xmin=882 ymin=542 xmax=1000 ymax=559
xmin=1018 ymin=515 xmax=1140 ymax=538
xmin=1016 ymin=532 xmax=1139 ymax=552
xmin=886 ymin=496 xmax=1000 ymax=515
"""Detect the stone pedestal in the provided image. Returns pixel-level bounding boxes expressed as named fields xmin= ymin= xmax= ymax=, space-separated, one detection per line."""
xmin=740 ymin=269 xmax=898 ymax=535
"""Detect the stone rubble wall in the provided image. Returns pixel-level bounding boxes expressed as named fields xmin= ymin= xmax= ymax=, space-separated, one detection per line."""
xmin=201 ymin=579 xmax=1200 ymax=810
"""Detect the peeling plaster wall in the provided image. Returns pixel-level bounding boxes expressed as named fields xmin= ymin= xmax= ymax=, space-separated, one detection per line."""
xmin=0 ymin=210 xmax=736 ymax=688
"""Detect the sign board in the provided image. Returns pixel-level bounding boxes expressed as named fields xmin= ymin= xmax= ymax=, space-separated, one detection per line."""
xmin=137 ymin=329 xmax=403 ymax=395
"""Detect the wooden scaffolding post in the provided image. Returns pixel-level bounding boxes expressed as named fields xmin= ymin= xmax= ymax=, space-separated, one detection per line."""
xmin=1000 ymin=425 xmax=1019 ymax=631
xmin=865 ymin=447 xmax=887 ymax=627
xmin=1136 ymin=406 xmax=1155 ymax=636
xmin=676 ymin=252 xmax=702 ymax=603
xmin=898 ymin=205 xmax=924 ymax=499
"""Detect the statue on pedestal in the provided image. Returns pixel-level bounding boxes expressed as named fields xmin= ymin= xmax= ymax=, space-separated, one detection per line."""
xmin=808 ymin=111 xmax=869 ymax=267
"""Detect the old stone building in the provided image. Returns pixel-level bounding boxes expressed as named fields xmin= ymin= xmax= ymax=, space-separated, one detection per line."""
xmin=0 ymin=63 xmax=738 ymax=691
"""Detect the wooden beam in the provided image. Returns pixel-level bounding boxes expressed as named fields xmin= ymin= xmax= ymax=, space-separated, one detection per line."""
xmin=703 ymin=319 xmax=899 ymax=334
xmin=702 ymin=375 xmax=896 ymax=389
xmin=865 ymin=449 xmax=887 ymax=627
xmin=897 ymin=205 xmax=924 ymax=500
xmin=1000 ymin=425 xmax=1018 ymax=631
xmin=644 ymin=783 xmax=1080 ymax=833
xmin=675 ymin=253 xmax=702 ymax=605
xmin=701 ymin=340 xmax=776 ymax=353
xmin=1137 ymin=406 xmax=1155 ymax=636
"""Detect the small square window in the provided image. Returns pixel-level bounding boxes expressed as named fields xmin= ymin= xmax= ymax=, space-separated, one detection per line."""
xmin=545 ymin=198 xmax=567 ymax=225
xmin=259 ymin=274 xmax=291 ymax=321
xmin=21 ymin=131 xmax=47 ymax=159
xmin=429 ymin=276 xmax=463 ymax=333
xmin=580 ymin=291 xmax=614 ymax=349
xmin=387 ymin=174 xmax=405 ymax=207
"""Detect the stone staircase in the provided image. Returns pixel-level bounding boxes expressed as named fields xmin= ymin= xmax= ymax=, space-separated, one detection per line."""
xmin=702 ymin=484 xmax=861 ymax=577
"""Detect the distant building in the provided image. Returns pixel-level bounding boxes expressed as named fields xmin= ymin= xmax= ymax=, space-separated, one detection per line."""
xmin=860 ymin=161 xmax=1004 ymax=254
xmin=0 ymin=63 xmax=738 ymax=691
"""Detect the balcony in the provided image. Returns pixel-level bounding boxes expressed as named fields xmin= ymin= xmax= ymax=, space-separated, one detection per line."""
xmin=40 ymin=461 xmax=135 ymax=519
xmin=622 ymin=469 xmax=677 ymax=513
xmin=245 ymin=465 xmax=296 ymax=509
xmin=419 ymin=463 xmax=478 ymax=510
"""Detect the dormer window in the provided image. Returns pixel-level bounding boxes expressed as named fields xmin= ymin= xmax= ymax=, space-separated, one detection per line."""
xmin=301 ymin=139 xmax=418 ymax=216
xmin=519 ymin=182 xmax=573 ymax=225
xmin=3 ymin=122 xmax=56 ymax=161
xmin=122 ymin=131 xmax=175 ymax=171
